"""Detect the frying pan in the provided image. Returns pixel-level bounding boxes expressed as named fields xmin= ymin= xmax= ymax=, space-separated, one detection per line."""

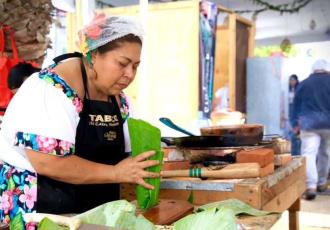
xmin=159 ymin=118 xmax=263 ymax=148
xmin=161 ymin=134 xmax=262 ymax=148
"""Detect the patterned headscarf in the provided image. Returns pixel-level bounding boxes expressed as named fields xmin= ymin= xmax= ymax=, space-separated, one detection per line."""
xmin=77 ymin=12 xmax=144 ymax=63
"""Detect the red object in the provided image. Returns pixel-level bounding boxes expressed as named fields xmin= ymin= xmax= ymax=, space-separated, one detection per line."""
xmin=0 ymin=26 xmax=19 ymax=115
xmin=236 ymin=148 xmax=274 ymax=167
xmin=162 ymin=161 xmax=191 ymax=171
xmin=260 ymin=163 xmax=275 ymax=177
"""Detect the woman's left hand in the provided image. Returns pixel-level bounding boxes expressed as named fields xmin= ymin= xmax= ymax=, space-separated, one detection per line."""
xmin=113 ymin=150 xmax=160 ymax=189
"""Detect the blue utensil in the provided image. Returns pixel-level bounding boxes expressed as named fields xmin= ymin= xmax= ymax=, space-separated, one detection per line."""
xmin=159 ymin=117 xmax=195 ymax=136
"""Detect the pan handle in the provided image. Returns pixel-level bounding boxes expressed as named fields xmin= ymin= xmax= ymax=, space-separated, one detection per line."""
xmin=263 ymin=134 xmax=281 ymax=139
xmin=159 ymin=117 xmax=195 ymax=136
xmin=161 ymin=137 xmax=175 ymax=146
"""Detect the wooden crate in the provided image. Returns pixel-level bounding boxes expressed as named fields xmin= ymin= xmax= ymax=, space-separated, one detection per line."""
xmin=121 ymin=157 xmax=305 ymax=212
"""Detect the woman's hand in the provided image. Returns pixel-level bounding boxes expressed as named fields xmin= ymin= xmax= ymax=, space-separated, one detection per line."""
xmin=114 ymin=150 xmax=160 ymax=190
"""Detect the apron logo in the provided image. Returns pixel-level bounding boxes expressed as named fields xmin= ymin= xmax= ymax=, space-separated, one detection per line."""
xmin=104 ymin=131 xmax=117 ymax=141
xmin=88 ymin=114 xmax=119 ymax=127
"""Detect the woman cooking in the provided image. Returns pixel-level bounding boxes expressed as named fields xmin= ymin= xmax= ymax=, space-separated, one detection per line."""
xmin=0 ymin=13 xmax=159 ymax=227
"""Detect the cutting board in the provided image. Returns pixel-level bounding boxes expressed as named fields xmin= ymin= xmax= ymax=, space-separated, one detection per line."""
xmin=137 ymin=199 xmax=194 ymax=225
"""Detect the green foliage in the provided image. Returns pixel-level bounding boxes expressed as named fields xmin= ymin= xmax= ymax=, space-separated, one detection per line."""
xmin=38 ymin=218 xmax=69 ymax=230
xmin=174 ymin=208 xmax=237 ymax=230
xmin=187 ymin=191 xmax=194 ymax=204
xmin=254 ymin=45 xmax=298 ymax=57
xmin=197 ymin=199 xmax=271 ymax=216
xmin=174 ymin=199 xmax=272 ymax=230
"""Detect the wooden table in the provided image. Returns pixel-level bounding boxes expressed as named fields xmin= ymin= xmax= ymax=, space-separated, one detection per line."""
xmin=121 ymin=157 xmax=306 ymax=230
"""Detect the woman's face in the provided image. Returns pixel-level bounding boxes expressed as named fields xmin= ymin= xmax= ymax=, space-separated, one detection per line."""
xmin=92 ymin=41 xmax=141 ymax=96
xmin=289 ymin=78 xmax=297 ymax=87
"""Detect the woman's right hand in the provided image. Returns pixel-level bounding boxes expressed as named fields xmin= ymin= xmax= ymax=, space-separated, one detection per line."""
xmin=114 ymin=150 xmax=160 ymax=190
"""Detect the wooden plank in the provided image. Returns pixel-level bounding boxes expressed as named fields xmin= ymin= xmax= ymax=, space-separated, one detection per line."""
xmin=236 ymin=15 xmax=253 ymax=27
xmin=214 ymin=24 xmax=230 ymax=96
xmin=235 ymin=20 xmax=249 ymax=113
xmin=261 ymin=178 xmax=305 ymax=212
xmin=248 ymin=23 xmax=256 ymax=57
xmin=228 ymin=14 xmax=236 ymax=110
xmin=260 ymin=158 xmax=306 ymax=206
xmin=159 ymin=179 xmax=263 ymax=209
xmin=217 ymin=5 xmax=234 ymax=14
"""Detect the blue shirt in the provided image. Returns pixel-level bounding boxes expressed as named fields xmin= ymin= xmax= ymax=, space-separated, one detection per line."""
xmin=291 ymin=72 xmax=330 ymax=130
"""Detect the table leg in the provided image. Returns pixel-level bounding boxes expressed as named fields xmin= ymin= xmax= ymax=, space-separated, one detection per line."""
xmin=288 ymin=198 xmax=300 ymax=230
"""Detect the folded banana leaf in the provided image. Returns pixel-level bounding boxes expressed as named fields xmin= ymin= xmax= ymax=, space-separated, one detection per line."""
xmin=174 ymin=207 xmax=237 ymax=230
xmin=197 ymin=199 xmax=271 ymax=216
xmin=75 ymin=200 xmax=155 ymax=230
xmin=38 ymin=218 xmax=69 ymax=230
xmin=128 ymin=118 xmax=163 ymax=210
xmin=174 ymin=199 xmax=271 ymax=230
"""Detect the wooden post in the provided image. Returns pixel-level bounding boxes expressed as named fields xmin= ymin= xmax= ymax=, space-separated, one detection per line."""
xmin=248 ymin=23 xmax=256 ymax=57
xmin=228 ymin=14 xmax=236 ymax=110
xmin=288 ymin=198 xmax=300 ymax=230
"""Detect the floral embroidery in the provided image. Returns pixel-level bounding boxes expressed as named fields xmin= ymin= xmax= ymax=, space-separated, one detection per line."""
xmin=39 ymin=64 xmax=83 ymax=113
xmin=0 ymin=162 xmax=37 ymax=229
xmin=14 ymin=132 xmax=75 ymax=156
xmin=38 ymin=63 xmax=129 ymax=120
xmin=119 ymin=92 xmax=130 ymax=121
xmin=19 ymin=185 xmax=37 ymax=210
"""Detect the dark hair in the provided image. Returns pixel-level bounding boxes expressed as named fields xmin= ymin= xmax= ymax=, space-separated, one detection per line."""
xmin=96 ymin=34 xmax=142 ymax=55
xmin=7 ymin=62 xmax=41 ymax=90
xmin=289 ymin=74 xmax=299 ymax=91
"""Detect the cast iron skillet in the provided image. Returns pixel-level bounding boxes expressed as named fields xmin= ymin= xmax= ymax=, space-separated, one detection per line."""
xmin=161 ymin=134 xmax=263 ymax=148
xmin=159 ymin=117 xmax=263 ymax=148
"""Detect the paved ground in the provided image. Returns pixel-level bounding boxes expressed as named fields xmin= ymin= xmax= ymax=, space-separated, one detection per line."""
xmin=271 ymin=192 xmax=330 ymax=230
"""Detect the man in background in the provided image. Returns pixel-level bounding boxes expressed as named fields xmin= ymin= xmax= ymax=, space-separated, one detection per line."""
xmin=291 ymin=59 xmax=330 ymax=200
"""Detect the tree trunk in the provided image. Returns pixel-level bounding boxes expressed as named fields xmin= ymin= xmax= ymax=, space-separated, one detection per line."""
xmin=0 ymin=0 xmax=54 ymax=65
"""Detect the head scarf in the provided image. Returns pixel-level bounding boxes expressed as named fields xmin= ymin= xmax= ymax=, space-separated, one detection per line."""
xmin=77 ymin=12 xmax=144 ymax=63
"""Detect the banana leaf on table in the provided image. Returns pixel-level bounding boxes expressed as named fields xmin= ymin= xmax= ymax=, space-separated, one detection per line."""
xmin=38 ymin=218 xmax=69 ymax=230
xmin=128 ymin=118 xmax=163 ymax=210
xmin=174 ymin=207 xmax=237 ymax=230
xmin=173 ymin=199 xmax=272 ymax=230
xmin=75 ymin=200 xmax=155 ymax=230
xmin=197 ymin=199 xmax=271 ymax=216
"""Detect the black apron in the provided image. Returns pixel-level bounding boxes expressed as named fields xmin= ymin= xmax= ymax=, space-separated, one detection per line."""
xmin=37 ymin=53 xmax=128 ymax=213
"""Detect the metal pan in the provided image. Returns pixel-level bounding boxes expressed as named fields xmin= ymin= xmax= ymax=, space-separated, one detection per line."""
xmin=161 ymin=133 xmax=263 ymax=148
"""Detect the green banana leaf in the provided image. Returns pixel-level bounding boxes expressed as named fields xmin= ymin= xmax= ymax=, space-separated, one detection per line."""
xmin=197 ymin=199 xmax=270 ymax=216
xmin=75 ymin=200 xmax=155 ymax=230
xmin=38 ymin=218 xmax=69 ymax=230
xmin=174 ymin=199 xmax=271 ymax=230
xmin=128 ymin=118 xmax=163 ymax=210
xmin=174 ymin=207 xmax=237 ymax=230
